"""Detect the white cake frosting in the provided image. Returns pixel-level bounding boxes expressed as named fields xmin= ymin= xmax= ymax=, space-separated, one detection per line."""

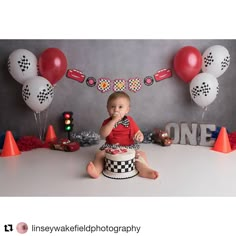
xmin=105 ymin=148 xmax=136 ymax=161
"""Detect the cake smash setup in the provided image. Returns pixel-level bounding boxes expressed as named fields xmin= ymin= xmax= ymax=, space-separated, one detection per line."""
xmin=1 ymin=44 xmax=236 ymax=180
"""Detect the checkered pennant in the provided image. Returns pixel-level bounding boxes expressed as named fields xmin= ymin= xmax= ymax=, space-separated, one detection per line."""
xmin=128 ymin=77 xmax=142 ymax=93
xmin=97 ymin=78 xmax=112 ymax=93
xmin=105 ymin=158 xmax=136 ymax=173
xmin=113 ymin=79 xmax=126 ymax=91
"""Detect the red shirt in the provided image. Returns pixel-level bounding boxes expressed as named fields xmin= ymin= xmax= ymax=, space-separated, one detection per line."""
xmin=102 ymin=116 xmax=140 ymax=146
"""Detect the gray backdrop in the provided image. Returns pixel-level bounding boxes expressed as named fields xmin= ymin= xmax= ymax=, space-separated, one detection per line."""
xmin=0 ymin=40 xmax=235 ymax=139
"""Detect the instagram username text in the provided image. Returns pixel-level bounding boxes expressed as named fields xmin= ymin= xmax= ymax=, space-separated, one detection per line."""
xmin=32 ymin=224 xmax=141 ymax=234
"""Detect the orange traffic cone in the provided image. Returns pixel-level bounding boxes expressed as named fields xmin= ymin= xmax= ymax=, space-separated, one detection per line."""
xmin=212 ymin=127 xmax=232 ymax=153
xmin=1 ymin=130 xmax=21 ymax=157
xmin=45 ymin=125 xmax=57 ymax=142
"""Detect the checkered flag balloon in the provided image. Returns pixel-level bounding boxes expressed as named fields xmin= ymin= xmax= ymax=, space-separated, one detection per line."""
xmin=202 ymin=45 xmax=230 ymax=78
xmin=22 ymin=76 xmax=54 ymax=113
xmin=8 ymin=49 xmax=38 ymax=84
xmin=190 ymin=72 xmax=219 ymax=108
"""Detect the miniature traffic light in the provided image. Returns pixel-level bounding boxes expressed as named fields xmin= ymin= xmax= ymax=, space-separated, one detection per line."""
xmin=63 ymin=112 xmax=73 ymax=139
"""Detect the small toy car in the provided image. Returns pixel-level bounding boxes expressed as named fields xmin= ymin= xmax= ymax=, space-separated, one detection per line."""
xmin=153 ymin=128 xmax=172 ymax=146
xmin=50 ymin=138 xmax=80 ymax=152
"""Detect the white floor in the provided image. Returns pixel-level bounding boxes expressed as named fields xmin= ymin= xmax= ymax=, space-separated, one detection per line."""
xmin=1 ymin=142 xmax=236 ymax=196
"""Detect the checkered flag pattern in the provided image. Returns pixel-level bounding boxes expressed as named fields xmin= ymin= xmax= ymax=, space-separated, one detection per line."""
xmin=97 ymin=78 xmax=112 ymax=93
xmin=103 ymin=152 xmax=139 ymax=179
xmin=37 ymin=84 xmax=54 ymax=104
xmin=22 ymin=85 xmax=31 ymax=101
xmin=18 ymin=55 xmax=31 ymax=72
xmin=221 ymin=56 xmax=230 ymax=71
xmin=7 ymin=59 xmax=11 ymax=73
xmin=22 ymin=83 xmax=54 ymax=104
xmin=128 ymin=77 xmax=142 ymax=92
xmin=105 ymin=158 xmax=136 ymax=173
xmin=191 ymin=82 xmax=219 ymax=99
xmin=113 ymin=79 xmax=126 ymax=91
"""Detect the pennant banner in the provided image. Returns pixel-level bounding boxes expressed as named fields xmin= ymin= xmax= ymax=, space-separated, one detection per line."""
xmin=66 ymin=68 xmax=172 ymax=93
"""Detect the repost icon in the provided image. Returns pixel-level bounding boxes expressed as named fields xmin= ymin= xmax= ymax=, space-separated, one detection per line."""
xmin=4 ymin=224 xmax=13 ymax=232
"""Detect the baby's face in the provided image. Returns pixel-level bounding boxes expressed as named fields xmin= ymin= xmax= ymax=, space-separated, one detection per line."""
xmin=107 ymin=97 xmax=130 ymax=119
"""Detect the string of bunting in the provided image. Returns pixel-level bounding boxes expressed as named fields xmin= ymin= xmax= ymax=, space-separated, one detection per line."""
xmin=66 ymin=68 xmax=172 ymax=93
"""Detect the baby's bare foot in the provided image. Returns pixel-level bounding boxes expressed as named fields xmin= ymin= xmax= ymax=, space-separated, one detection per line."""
xmin=87 ymin=162 xmax=99 ymax=178
xmin=152 ymin=170 xmax=159 ymax=179
xmin=139 ymin=168 xmax=159 ymax=180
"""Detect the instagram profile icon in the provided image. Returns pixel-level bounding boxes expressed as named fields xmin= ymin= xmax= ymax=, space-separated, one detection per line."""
xmin=16 ymin=222 xmax=28 ymax=234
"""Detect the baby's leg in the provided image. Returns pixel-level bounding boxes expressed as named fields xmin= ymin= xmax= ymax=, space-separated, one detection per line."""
xmin=135 ymin=150 xmax=158 ymax=180
xmin=87 ymin=150 xmax=106 ymax=178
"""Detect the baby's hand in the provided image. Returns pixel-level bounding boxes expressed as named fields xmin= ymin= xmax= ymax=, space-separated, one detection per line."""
xmin=112 ymin=112 xmax=121 ymax=122
xmin=134 ymin=130 xmax=144 ymax=143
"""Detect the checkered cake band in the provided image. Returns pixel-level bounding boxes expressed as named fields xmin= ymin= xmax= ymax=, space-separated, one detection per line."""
xmin=103 ymin=157 xmax=138 ymax=179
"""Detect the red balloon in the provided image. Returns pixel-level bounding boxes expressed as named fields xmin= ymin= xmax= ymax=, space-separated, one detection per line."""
xmin=173 ymin=46 xmax=202 ymax=83
xmin=38 ymin=48 xmax=67 ymax=85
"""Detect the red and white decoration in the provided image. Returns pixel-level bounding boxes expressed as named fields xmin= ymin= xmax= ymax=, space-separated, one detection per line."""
xmin=154 ymin=68 xmax=172 ymax=82
xmin=66 ymin=69 xmax=86 ymax=83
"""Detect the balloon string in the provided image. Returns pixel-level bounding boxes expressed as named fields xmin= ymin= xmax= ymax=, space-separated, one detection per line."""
xmin=34 ymin=112 xmax=39 ymax=139
xmin=201 ymin=106 xmax=208 ymax=120
xmin=38 ymin=112 xmax=43 ymax=141
xmin=43 ymin=109 xmax=49 ymax=141
xmin=34 ymin=112 xmax=43 ymax=141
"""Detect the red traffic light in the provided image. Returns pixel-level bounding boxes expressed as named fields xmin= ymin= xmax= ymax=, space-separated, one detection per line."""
xmin=64 ymin=113 xmax=71 ymax=119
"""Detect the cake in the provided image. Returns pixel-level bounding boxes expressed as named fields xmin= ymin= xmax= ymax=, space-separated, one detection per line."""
xmin=102 ymin=148 xmax=139 ymax=179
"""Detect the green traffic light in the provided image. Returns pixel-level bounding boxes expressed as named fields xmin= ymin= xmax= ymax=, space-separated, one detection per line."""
xmin=65 ymin=126 xmax=71 ymax=131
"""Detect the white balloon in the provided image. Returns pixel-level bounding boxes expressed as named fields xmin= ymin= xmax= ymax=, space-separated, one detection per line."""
xmin=8 ymin=49 xmax=38 ymax=84
xmin=201 ymin=45 xmax=230 ymax=78
xmin=190 ymin=73 xmax=219 ymax=108
xmin=22 ymin=76 xmax=54 ymax=113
